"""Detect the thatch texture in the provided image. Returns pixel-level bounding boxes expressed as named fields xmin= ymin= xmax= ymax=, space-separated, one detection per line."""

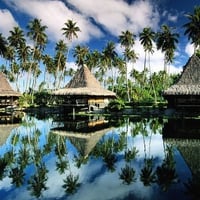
xmin=52 ymin=127 xmax=113 ymax=157
xmin=164 ymin=55 xmax=200 ymax=95
xmin=53 ymin=65 xmax=116 ymax=97
xmin=0 ymin=124 xmax=19 ymax=146
xmin=0 ymin=72 xmax=21 ymax=97
xmin=164 ymin=138 xmax=200 ymax=175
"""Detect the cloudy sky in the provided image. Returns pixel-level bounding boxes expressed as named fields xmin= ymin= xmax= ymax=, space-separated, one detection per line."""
xmin=0 ymin=0 xmax=199 ymax=76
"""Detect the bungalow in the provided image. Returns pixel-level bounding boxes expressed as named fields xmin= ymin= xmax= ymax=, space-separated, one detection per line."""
xmin=163 ymin=54 xmax=200 ymax=108
xmin=0 ymin=72 xmax=21 ymax=108
xmin=53 ymin=65 xmax=116 ymax=111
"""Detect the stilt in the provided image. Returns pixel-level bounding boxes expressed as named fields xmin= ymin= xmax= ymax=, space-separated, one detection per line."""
xmin=73 ymin=107 xmax=75 ymax=120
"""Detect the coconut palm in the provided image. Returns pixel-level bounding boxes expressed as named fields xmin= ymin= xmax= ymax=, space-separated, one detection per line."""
xmin=101 ymin=41 xmax=118 ymax=89
xmin=139 ymin=27 xmax=155 ymax=71
xmin=73 ymin=45 xmax=89 ymax=67
xmin=119 ymin=30 xmax=137 ymax=102
xmin=156 ymin=25 xmax=179 ymax=73
xmin=6 ymin=27 xmax=26 ymax=88
xmin=26 ymin=18 xmax=48 ymax=93
xmin=42 ymin=54 xmax=54 ymax=88
xmin=85 ymin=50 xmax=100 ymax=71
xmin=8 ymin=26 xmax=25 ymax=49
xmin=54 ymin=40 xmax=67 ymax=89
xmin=62 ymin=19 xmax=81 ymax=42
xmin=0 ymin=33 xmax=7 ymax=57
xmin=183 ymin=6 xmax=200 ymax=52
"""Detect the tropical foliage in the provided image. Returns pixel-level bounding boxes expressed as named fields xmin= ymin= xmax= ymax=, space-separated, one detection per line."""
xmin=0 ymin=6 xmax=199 ymax=106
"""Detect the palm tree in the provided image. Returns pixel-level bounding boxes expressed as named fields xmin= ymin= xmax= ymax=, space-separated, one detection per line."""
xmin=62 ymin=19 xmax=81 ymax=42
xmin=139 ymin=27 xmax=157 ymax=104
xmin=62 ymin=19 xmax=80 ymax=86
xmin=119 ymin=30 xmax=137 ymax=102
xmin=101 ymin=41 xmax=118 ymax=89
xmin=183 ymin=6 xmax=200 ymax=53
xmin=85 ymin=50 xmax=100 ymax=71
xmin=8 ymin=26 xmax=25 ymax=49
xmin=54 ymin=40 xmax=67 ymax=89
xmin=0 ymin=33 xmax=7 ymax=57
xmin=73 ymin=45 xmax=89 ymax=67
xmin=26 ymin=18 xmax=48 ymax=93
xmin=156 ymin=25 xmax=179 ymax=73
xmin=42 ymin=54 xmax=54 ymax=88
xmin=139 ymin=27 xmax=155 ymax=71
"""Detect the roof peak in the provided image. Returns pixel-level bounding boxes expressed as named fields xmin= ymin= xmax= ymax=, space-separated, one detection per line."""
xmin=66 ymin=65 xmax=102 ymax=89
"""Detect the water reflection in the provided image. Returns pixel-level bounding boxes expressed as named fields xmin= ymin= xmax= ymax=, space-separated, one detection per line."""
xmin=0 ymin=113 xmax=199 ymax=199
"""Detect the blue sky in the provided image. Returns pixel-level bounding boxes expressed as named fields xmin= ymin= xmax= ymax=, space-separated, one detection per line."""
xmin=0 ymin=0 xmax=199 ymax=76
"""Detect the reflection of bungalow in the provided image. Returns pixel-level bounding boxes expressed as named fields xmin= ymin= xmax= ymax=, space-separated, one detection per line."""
xmin=163 ymin=118 xmax=200 ymax=176
xmin=52 ymin=117 xmax=113 ymax=157
xmin=53 ymin=65 xmax=116 ymax=111
xmin=162 ymin=118 xmax=200 ymax=139
xmin=0 ymin=124 xmax=19 ymax=146
xmin=163 ymin=55 xmax=200 ymax=108
xmin=164 ymin=138 xmax=200 ymax=176
xmin=0 ymin=72 xmax=21 ymax=108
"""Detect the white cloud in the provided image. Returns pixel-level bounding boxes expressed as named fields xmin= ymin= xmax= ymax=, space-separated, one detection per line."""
xmin=0 ymin=9 xmax=18 ymax=36
xmin=67 ymin=0 xmax=160 ymax=36
xmin=3 ymin=0 xmax=102 ymax=43
xmin=185 ymin=42 xmax=194 ymax=56
xmin=116 ymin=38 xmax=182 ymax=75
xmin=167 ymin=13 xmax=178 ymax=22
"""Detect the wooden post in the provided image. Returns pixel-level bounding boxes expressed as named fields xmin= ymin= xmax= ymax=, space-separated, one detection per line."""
xmin=73 ymin=107 xmax=75 ymax=120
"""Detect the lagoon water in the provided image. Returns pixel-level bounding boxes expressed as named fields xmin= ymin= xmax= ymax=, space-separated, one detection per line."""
xmin=0 ymin=112 xmax=199 ymax=200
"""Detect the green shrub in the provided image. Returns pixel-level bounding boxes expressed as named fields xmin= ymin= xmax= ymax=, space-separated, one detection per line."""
xmin=18 ymin=94 xmax=33 ymax=108
xmin=107 ymin=98 xmax=125 ymax=112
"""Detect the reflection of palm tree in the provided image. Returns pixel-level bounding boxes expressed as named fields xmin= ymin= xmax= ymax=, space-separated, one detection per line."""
xmin=54 ymin=135 xmax=67 ymax=159
xmin=4 ymin=149 xmax=15 ymax=165
xmin=56 ymin=158 xmax=69 ymax=174
xmin=140 ymin=158 xmax=156 ymax=186
xmin=119 ymin=164 xmax=136 ymax=185
xmin=18 ymin=146 xmax=30 ymax=169
xmin=27 ymin=163 xmax=49 ymax=198
xmin=63 ymin=173 xmax=80 ymax=194
xmin=9 ymin=166 xmax=25 ymax=187
xmin=74 ymin=154 xmax=88 ymax=168
xmin=93 ymin=136 xmax=117 ymax=172
xmin=102 ymin=138 xmax=117 ymax=172
xmin=124 ymin=147 xmax=138 ymax=162
xmin=103 ymin=150 xmax=117 ymax=172
xmin=0 ymin=157 xmax=8 ymax=180
xmin=156 ymin=146 xmax=178 ymax=191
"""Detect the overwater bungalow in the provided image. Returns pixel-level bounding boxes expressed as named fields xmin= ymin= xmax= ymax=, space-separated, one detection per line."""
xmin=163 ymin=54 xmax=200 ymax=108
xmin=51 ymin=116 xmax=113 ymax=157
xmin=53 ymin=65 xmax=116 ymax=112
xmin=0 ymin=72 xmax=21 ymax=108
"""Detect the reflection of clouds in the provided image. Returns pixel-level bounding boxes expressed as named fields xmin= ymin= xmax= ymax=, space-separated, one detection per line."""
xmin=0 ymin=177 xmax=12 ymax=191
xmin=0 ymin=118 xmax=192 ymax=200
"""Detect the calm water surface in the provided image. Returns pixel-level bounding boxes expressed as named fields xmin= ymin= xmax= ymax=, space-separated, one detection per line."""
xmin=0 ymin=113 xmax=199 ymax=200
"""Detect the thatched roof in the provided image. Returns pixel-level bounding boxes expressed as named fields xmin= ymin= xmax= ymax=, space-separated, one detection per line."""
xmin=0 ymin=72 xmax=21 ymax=97
xmin=0 ymin=124 xmax=19 ymax=146
xmin=164 ymin=138 xmax=200 ymax=175
xmin=164 ymin=54 xmax=200 ymax=95
xmin=53 ymin=65 xmax=116 ymax=97
xmin=52 ymin=127 xmax=113 ymax=157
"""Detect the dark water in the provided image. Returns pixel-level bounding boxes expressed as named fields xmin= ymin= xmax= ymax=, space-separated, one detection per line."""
xmin=0 ymin=112 xmax=199 ymax=200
